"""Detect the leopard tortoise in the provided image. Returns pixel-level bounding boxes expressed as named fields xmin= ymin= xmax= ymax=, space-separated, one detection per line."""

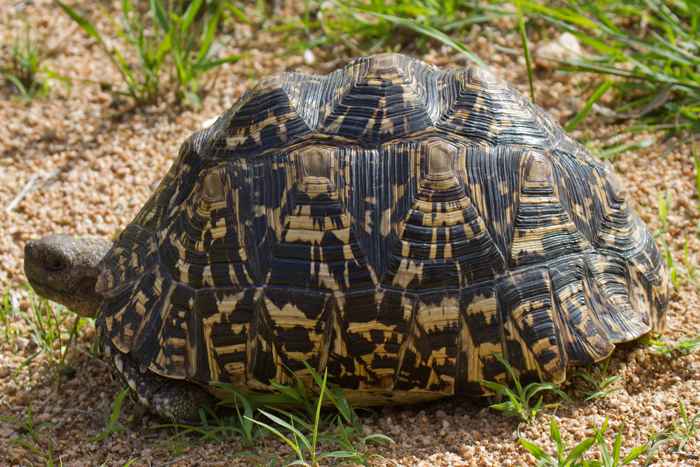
xmin=24 ymin=53 xmax=668 ymax=421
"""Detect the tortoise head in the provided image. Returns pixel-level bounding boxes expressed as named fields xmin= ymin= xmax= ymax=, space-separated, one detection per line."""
xmin=24 ymin=234 xmax=113 ymax=317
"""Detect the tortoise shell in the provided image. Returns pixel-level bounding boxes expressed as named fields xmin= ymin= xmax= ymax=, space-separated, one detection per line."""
xmin=96 ymin=53 xmax=668 ymax=403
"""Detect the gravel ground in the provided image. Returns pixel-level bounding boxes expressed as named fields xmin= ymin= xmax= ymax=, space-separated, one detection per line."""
xmin=1 ymin=1 xmax=700 ymax=466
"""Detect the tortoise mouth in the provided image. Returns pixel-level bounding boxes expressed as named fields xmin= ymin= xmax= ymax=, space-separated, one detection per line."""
xmin=27 ymin=277 xmax=64 ymax=304
xmin=26 ymin=277 xmax=103 ymax=317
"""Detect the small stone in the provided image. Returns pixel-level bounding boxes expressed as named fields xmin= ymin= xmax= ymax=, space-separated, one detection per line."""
xmin=471 ymin=430 xmax=483 ymax=441
xmin=111 ymin=443 xmax=121 ymax=452
xmin=11 ymin=337 xmax=29 ymax=349
xmin=36 ymin=413 xmax=52 ymax=424
xmin=304 ymin=49 xmax=315 ymax=65
xmin=390 ymin=425 xmax=401 ymax=435
xmin=436 ymin=410 xmax=447 ymax=423
xmin=40 ymin=129 xmax=59 ymax=141
xmin=535 ymin=32 xmax=582 ymax=69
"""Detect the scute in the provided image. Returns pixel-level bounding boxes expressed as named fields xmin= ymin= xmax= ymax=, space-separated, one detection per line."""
xmin=99 ymin=53 xmax=668 ymax=405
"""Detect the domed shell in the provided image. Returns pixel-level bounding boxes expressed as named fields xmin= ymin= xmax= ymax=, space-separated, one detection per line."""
xmin=95 ymin=54 xmax=667 ymax=403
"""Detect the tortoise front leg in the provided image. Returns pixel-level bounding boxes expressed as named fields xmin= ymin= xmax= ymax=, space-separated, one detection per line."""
xmin=96 ymin=314 xmax=214 ymax=422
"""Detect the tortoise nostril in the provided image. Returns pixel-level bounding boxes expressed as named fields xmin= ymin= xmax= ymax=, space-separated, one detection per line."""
xmin=24 ymin=242 xmax=36 ymax=258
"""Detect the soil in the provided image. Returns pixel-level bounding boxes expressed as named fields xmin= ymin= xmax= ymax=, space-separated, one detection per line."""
xmin=1 ymin=1 xmax=699 ymax=466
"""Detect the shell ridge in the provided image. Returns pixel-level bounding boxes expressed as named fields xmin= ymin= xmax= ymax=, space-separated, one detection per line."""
xmin=495 ymin=266 xmax=568 ymax=384
xmin=547 ymin=256 xmax=615 ymax=364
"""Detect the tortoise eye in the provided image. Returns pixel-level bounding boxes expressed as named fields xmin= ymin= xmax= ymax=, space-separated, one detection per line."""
xmin=46 ymin=258 xmax=67 ymax=271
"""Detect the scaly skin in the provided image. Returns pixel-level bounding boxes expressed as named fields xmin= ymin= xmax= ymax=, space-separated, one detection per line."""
xmin=25 ymin=234 xmax=213 ymax=421
xmin=24 ymin=235 xmax=112 ymax=317
xmin=96 ymin=313 xmax=214 ymax=421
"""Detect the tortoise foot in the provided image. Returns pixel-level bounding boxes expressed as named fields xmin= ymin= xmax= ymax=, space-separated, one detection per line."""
xmin=97 ymin=314 xmax=214 ymax=422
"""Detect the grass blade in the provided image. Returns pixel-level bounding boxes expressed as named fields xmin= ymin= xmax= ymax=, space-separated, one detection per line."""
xmin=565 ymin=78 xmax=612 ymax=131
xmin=56 ymin=1 xmax=103 ymax=42
xmin=598 ymin=137 xmax=657 ymax=160
xmin=517 ymin=2 xmax=535 ymax=103
xmin=359 ymin=10 xmax=490 ymax=70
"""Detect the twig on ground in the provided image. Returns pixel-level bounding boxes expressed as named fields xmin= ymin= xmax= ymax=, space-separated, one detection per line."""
xmin=6 ymin=174 xmax=39 ymax=213
xmin=5 ymin=170 xmax=61 ymax=213
xmin=76 ymin=347 xmax=107 ymax=365
xmin=154 ymin=454 xmax=197 ymax=466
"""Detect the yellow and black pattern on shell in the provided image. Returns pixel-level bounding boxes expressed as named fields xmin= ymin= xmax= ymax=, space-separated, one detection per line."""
xmin=97 ymin=53 xmax=668 ymax=403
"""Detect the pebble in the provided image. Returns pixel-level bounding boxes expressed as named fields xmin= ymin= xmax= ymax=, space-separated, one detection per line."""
xmin=436 ymin=409 xmax=447 ymax=423
xmin=535 ymin=32 xmax=582 ymax=69
xmin=11 ymin=337 xmax=29 ymax=349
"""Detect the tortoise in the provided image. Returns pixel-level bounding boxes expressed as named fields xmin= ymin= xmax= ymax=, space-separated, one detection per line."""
xmin=24 ymin=53 xmax=668 ymax=421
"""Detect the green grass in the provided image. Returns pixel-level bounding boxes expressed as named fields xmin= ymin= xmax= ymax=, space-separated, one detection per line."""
xmin=596 ymin=136 xmax=657 ymax=161
xmin=87 ymin=386 xmax=130 ymax=441
xmin=516 ymin=0 xmax=700 ymax=141
xmin=565 ymin=78 xmax=612 ymax=132
xmin=0 ymin=402 xmax=57 ymax=467
xmin=15 ymin=288 xmax=87 ymax=391
xmin=58 ymin=0 xmax=245 ymax=108
xmin=682 ymin=237 xmax=699 ymax=286
xmin=519 ymin=413 xmax=596 ymax=467
xmin=654 ymin=189 xmax=672 ymax=236
xmin=0 ymin=14 xmax=61 ymax=100
xmin=476 ymin=352 xmax=573 ymax=424
xmin=517 ymin=2 xmax=535 ymax=103
xmin=651 ymin=185 xmax=700 ymax=292
xmin=659 ymin=241 xmax=683 ymax=292
xmin=235 ymin=358 xmax=392 ymax=466
xmin=571 ymin=356 xmax=622 ymax=401
xmin=520 ymin=415 xmax=650 ymax=467
xmin=1 ymin=284 xmax=20 ymax=347
xmin=645 ymin=398 xmax=700 ymax=462
xmin=657 ymin=236 xmax=698 ymax=292
xmin=247 ymin=368 xmax=392 ymax=467
xmin=641 ymin=334 xmax=700 ymax=358
xmin=148 ymin=357 xmax=393 ymax=466
xmin=589 ymin=417 xmax=649 ymax=467
xmin=661 ymin=398 xmax=700 ymax=456
xmin=275 ymin=0 xmax=496 ymax=67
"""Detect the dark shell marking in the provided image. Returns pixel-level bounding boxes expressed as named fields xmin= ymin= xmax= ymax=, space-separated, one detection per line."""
xmin=97 ymin=53 xmax=668 ymax=406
